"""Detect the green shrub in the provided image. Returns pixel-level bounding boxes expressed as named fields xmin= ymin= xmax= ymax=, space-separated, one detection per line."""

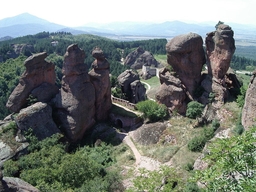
xmin=211 ymin=119 xmax=220 ymax=131
xmin=2 ymin=121 xmax=17 ymax=136
xmin=233 ymin=123 xmax=244 ymax=135
xmin=188 ymin=128 xmax=215 ymax=152
xmin=236 ymin=85 xmax=247 ymax=107
xmin=183 ymin=182 xmax=201 ymax=192
xmin=136 ymin=100 xmax=168 ymax=122
xmin=3 ymin=134 xmax=121 ymax=192
xmin=186 ymin=101 xmax=204 ymax=119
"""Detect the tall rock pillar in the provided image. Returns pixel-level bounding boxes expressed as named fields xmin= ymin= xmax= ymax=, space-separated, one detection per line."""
xmin=89 ymin=47 xmax=112 ymax=121
xmin=53 ymin=44 xmax=95 ymax=142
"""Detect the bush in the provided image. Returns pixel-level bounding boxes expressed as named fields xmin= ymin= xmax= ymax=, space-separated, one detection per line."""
xmin=136 ymin=100 xmax=167 ymax=122
xmin=211 ymin=119 xmax=220 ymax=131
xmin=188 ymin=128 xmax=215 ymax=152
xmin=236 ymin=85 xmax=247 ymax=107
xmin=3 ymin=134 xmax=121 ymax=192
xmin=186 ymin=101 xmax=204 ymax=119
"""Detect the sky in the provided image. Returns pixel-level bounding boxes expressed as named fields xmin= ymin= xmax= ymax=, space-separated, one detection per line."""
xmin=0 ymin=0 xmax=256 ymax=27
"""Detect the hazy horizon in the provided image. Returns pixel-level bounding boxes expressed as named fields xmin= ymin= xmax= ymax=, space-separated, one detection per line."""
xmin=1 ymin=0 xmax=256 ymax=27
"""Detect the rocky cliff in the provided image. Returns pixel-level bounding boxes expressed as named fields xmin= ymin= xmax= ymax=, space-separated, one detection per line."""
xmin=53 ymin=44 xmax=96 ymax=141
xmin=89 ymin=47 xmax=112 ymax=121
xmin=117 ymin=70 xmax=146 ymax=103
xmin=166 ymin=32 xmax=206 ymax=97
xmin=6 ymin=44 xmax=112 ymax=142
xmin=124 ymin=47 xmax=159 ymax=69
xmin=6 ymin=52 xmax=58 ymax=113
xmin=242 ymin=71 xmax=256 ymax=130
xmin=157 ymin=24 xmax=240 ymax=115
xmin=200 ymin=24 xmax=237 ymax=107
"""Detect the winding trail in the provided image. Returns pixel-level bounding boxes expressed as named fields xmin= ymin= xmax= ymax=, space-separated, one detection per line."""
xmin=141 ymin=81 xmax=155 ymax=101
xmin=117 ymin=131 xmax=163 ymax=171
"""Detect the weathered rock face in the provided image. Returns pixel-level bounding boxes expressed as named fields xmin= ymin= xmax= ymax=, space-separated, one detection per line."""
xmin=7 ymin=44 xmax=34 ymax=59
xmin=124 ymin=47 xmax=159 ymax=69
xmin=166 ymin=33 xmax=206 ymax=96
xmin=242 ymin=72 xmax=256 ymax=130
xmin=6 ymin=52 xmax=57 ymax=112
xmin=89 ymin=47 xmax=112 ymax=121
xmin=53 ymin=44 xmax=96 ymax=142
xmin=156 ymin=68 xmax=187 ymax=114
xmin=200 ymin=24 xmax=236 ymax=107
xmin=117 ymin=70 xmax=146 ymax=103
xmin=15 ymin=102 xmax=60 ymax=141
xmin=130 ymin=80 xmax=147 ymax=103
xmin=1 ymin=175 xmax=40 ymax=192
xmin=129 ymin=122 xmax=167 ymax=145
xmin=206 ymin=24 xmax=235 ymax=79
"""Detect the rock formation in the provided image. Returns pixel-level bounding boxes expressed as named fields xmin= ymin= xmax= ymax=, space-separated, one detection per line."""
xmin=89 ymin=47 xmax=112 ymax=121
xmin=206 ymin=24 xmax=236 ymax=79
xmin=0 ymin=171 xmax=40 ymax=192
xmin=53 ymin=44 xmax=96 ymax=142
xmin=201 ymin=24 xmax=236 ymax=107
xmin=242 ymin=71 xmax=256 ymax=130
xmin=124 ymin=47 xmax=159 ymax=69
xmin=166 ymin=32 xmax=206 ymax=96
xmin=117 ymin=70 xmax=146 ymax=103
xmin=130 ymin=80 xmax=147 ymax=103
xmin=7 ymin=44 xmax=34 ymax=59
xmin=15 ymin=102 xmax=60 ymax=140
xmin=6 ymin=52 xmax=58 ymax=112
xmin=155 ymin=68 xmax=187 ymax=114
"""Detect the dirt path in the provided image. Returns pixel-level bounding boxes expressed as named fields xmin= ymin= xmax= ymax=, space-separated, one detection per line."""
xmin=141 ymin=81 xmax=155 ymax=101
xmin=118 ymin=131 xmax=162 ymax=171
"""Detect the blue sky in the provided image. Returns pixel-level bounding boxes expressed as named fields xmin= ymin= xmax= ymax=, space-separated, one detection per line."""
xmin=1 ymin=0 xmax=255 ymax=27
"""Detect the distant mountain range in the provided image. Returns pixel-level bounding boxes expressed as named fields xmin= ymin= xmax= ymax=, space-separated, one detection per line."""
xmin=0 ymin=13 xmax=255 ymax=41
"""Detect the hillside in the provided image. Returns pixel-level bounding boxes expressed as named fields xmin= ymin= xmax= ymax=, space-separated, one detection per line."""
xmin=0 ymin=27 xmax=255 ymax=191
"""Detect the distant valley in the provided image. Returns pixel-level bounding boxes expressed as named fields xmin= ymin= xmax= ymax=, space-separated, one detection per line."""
xmin=0 ymin=13 xmax=256 ymax=44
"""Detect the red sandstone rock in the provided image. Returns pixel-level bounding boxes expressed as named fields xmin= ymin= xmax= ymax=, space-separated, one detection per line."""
xmin=53 ymin=44 xmax=96 ymax=142
xmin=156 ymin=68 xmax=187 ymax=115
xmin=6 ymin=52 xmax=57 ymax=112
xmin=242 ymin=71 xmax=256 ymax=130
xmin=89 ymin=47 xmax=112 ymax=121
xmin=124 ymin=47 xmax=159 ymax=69
xmin=117 ymin=70 xmax=146 ymax=103
xmin=166 ymin=33 xmax=205 ymax=96
xmin=206 ymin=24 xmax=236 ymax=80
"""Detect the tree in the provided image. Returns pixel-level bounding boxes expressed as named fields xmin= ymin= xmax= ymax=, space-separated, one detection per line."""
xmin=186 ymin=101 xmax=204 ymax=119
xmin=136 ymin=100 xmax=168 ymax=122
xmin=193 ymin=127 xmax=256 ymax=191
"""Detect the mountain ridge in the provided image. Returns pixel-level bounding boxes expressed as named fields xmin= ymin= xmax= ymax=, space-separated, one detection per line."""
xmin=0 ymin=13 xmax=255 ymax=41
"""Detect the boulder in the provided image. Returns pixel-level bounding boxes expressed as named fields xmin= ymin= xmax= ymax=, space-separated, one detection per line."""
xmin=129 ymin=122 xmax=167 ymax=145
xmin=89 ymin=47 xmax=112 ymax=121
xmin=1 ymin=176 xmax=40 ymax=192
xmin=6 ymin=52 xmax=58 ymax=113
xmin=242 ymin=72 xmax=256 ymax=130
xmin=156 ymin=68 xmax=187 ymax=115
xmin=130 ymin=80 xmax=147 ymax=103
xmin=15 ymin=102 xmax=60 ymax=141
xmin=53 ymin=44 xmax=96 ymax=142
xmin=124 ymin=47 xmax=159 ymax=69
xmin=166 ymin=33 xmax=205 ymax=96
xmin=117 ymin=70 xmax=146 ymax=103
